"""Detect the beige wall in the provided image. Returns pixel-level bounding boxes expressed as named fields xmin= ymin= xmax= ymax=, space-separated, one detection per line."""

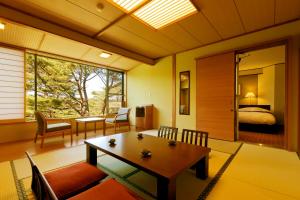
xmin=127 ymin=56 xmax=173 ymax=128
xmin=258 ymin=66 xmax=275 ymax=110
xmin=128 ymin=20 xmax=300 ymax=151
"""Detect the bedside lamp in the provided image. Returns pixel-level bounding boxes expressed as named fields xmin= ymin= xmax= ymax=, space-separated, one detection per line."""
xmin=245 ymin=92 xmax=256 ymax=105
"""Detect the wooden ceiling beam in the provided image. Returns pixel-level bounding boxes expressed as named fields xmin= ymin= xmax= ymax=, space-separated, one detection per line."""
xmin=0 ymin=3 xmax=156 ymax=65
xmin=93 ymin=0 xmax=152 ymax=38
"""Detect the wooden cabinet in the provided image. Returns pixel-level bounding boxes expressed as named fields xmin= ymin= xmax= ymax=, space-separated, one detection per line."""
xmin=135 ymin=105 xmax=153 ymax=131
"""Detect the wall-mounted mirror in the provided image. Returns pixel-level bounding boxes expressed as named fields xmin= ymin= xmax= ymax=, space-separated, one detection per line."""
xmin=179 ymin=71 xmax=190 ymax=115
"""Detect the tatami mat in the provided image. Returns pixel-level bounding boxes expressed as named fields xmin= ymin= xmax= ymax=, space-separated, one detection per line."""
xmin=208 ymin=143 xmax=300 ymax=200
xmin=0 ymin=161 xmax=19 ymax=200
xmin=13 ymin=145 xmax=105 ymax=179
xmin=127 ymin=150 xmax=231 ymax=200
xmin=97 ymin=154 xmax=138 ymax=177
xmin=206 ymin=177 xmax=298 ymax=200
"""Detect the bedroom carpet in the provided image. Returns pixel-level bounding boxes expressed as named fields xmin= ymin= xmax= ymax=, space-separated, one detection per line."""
xmin=239 ymin=131 xmax=284 ymax=148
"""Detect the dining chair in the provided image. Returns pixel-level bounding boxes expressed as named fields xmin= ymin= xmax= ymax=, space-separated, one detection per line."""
xmin=181 ymin=129 xmax=208 ymax=147
xmin=34 ymin=111 xmax=73 ymax=148
xmin=158 ymin=126 xmax=178 ymax=140
xmin=105 ymin=107 xmax=131 ymax=133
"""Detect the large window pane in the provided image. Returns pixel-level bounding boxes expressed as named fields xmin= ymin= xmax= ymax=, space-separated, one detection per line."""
xmin=25 ymin=54 xmax=124 ymax=120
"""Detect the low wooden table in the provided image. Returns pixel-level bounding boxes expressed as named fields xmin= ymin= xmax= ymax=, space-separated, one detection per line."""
xmin=85 ymin=133 xmax=211 ymax=200
xmin=75 ymin=117 xmax=106 ymax=139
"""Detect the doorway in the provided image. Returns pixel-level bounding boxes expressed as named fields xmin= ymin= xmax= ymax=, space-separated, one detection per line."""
xmin=236 ymin=45 xmax=286 ymax=148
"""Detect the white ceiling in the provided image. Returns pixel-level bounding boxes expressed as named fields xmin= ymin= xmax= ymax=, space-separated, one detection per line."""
xmin=0 ymin=0 xmax=300 ymax=69
xmin=238 ymin=45 xmax=286 ymax=71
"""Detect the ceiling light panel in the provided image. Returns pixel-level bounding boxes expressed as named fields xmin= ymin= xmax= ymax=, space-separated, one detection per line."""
xmin=0 ymin=22 xmax=5 ymax=30
xmin=100 ymin=52 xmax=112 ymax=58
xmin=110 ymin=0 xmax=148 ymax=13
xmin=134 ymin=0 xmax=198 ymax=29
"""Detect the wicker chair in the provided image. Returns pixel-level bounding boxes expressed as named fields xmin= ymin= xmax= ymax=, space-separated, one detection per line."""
xmin=34 ymin=111 xmax=73 ymax=148
xmin=105 ymin=108 xmax=131 ymax=133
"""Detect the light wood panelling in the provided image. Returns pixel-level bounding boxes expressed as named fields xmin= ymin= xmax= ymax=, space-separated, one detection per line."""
xmin=81 ymin=47 xmax=121 ymax=66
xmin=160 ymin=23 xmax=201 ymax=49
xmin=110 ymin=56 xmax=141 ymax=70
xmin=195 ymin=0 xmax=245 ymax=38
xmin=39 ymin=34 xmax=90 ymax=59
xmin=99 ymin=26 xmax=169 ymax=58
xmin=179 ymin=12 xmax=221 ymax=44
xmin=234 ymin=0 xmax=275 ymax=32
xmin=115 ymin=16 xmax=184 ymax=53
xmin=196 ymin=52 xmax=235 ymax=141
xmin=275 ymin=0 xmax=300 ymax=24
xmin=0 ymin=22 xmax=43 ymax=49
xmin=67 ymin=0 xmax=124 ymax=21
xmin=5 ymin=0 xmax=110 ymax=34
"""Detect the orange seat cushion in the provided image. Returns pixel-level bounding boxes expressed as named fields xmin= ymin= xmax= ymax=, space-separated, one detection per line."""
xmin=68 ymin=179 xmax=141 ymax=200
xmin=44 ymin=162 xmax=107 ymax=200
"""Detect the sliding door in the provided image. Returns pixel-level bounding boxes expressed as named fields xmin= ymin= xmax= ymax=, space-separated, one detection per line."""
xmin=196 ymin=52 xmax=235 ymax=141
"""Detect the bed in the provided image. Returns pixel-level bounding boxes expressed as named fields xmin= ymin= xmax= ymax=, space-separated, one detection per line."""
xmin=238 ymin=105 xmax=279 ymax=133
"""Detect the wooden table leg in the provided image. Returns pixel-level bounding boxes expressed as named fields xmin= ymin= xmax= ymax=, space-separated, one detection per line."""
xmin=157 ymin=177 xmax=176 ymax=200
xmin=196 ymin=155 xmax=209 ymax=180
xmin=94 ymin=122 xmax=96 ymax=133
xmin=103 ymin=120 xmax=106 ymax=136
xmin=86 ymin=145 xmax=97 ymax=166
xmin=76 ymin=122 xmax=78 ymax=136
xmin=84 ymin=122 xmax=87 ymax=139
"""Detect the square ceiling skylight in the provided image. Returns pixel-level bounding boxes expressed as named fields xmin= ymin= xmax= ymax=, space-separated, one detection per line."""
xmin=110 ymin=0 xmax=148 ymax=13
xmin=133 ymin=0 xmax=198 ymax=29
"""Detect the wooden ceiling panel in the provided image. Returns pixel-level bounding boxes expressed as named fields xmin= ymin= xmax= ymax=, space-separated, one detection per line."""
xmin=111 ymin=56 xmax=141 ymax=70
xmin=115 ymin=16 xmax=185 ymax=53
xmin=235 ymin=0 xmax=274 ymax=32
xmin=275 ymin=0 xmax=300 ymax=24
xmin=39 ymin=34 xmax=90 ymax=59
xmin=81 ymin=47 xmax=121 ymax=66
xmin=160 ymin=23 xmax=202 ymax=50
xmin=0 ymin=22 xmax=43 ymax=49
xmin=179 ymin=12 xmax=221 ymax=45
xmin=67 ymin=0 xmax=124 ymax=21
xmin=99 ymin=26 xmax=170 ymax=58
xmin=195 ymin=0 xmax=245 ymax=38
xmin=2 ymin=0 xmax=111 ymax=35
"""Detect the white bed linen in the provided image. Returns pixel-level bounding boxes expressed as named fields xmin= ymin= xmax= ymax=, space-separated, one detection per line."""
xmin=239 ymin=107 xmax=276 ymax=125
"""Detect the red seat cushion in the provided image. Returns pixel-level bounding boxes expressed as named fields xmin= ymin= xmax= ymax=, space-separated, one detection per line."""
xmin=68 ymin=179 xmax=142 ymax=200
xmin=44 ymin=162 xmax=107 ymax=200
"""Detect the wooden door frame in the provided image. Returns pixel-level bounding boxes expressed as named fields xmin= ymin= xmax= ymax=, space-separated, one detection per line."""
xmin=235 ymin=39 xmax=290 ymax=150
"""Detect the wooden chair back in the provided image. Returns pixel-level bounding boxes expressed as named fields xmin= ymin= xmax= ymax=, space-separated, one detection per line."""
xmin=181 ymin=129 xmax=208 ymax=147
xmin=25 ymin=152 xmax=58 ymax=200
xmin=158 ymin=126 xmax=178 ymax=140
xmin=35 ymin=111 xmax=47 ymax=136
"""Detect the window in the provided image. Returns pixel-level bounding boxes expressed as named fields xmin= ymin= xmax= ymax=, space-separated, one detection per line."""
xmin=0 ymin=46 xmax=24 ymax=122
xmin=26 ymin=53 xmax=125 ymax=120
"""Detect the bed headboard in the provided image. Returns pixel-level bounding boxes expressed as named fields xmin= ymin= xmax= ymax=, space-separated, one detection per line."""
xmin=239 ymin=104 xmax=271 ymax=110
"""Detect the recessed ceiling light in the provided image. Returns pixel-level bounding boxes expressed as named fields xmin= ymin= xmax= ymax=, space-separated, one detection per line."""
xmin=0 ymin=22 xmax=5 ymax=30
xmin=99 ymin=52 xmax=112 ymax=58
xmin=109 ymin=0 xmax=148 ymax=13
xmin=134 ymin=0 xmax=198 ymax=29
